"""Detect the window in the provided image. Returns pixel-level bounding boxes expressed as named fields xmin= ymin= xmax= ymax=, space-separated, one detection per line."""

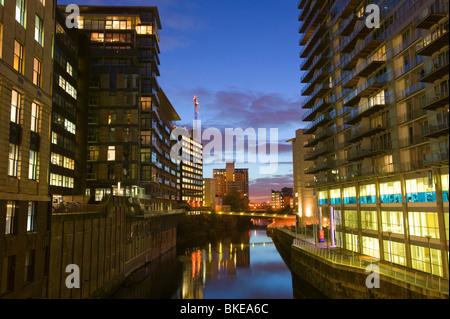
xmin=27 ymin=202 xmax=36 ymax=232
xmin=35 ymin=15 xmax=43 ymax=45
xmin=406 ymin=177 xmax=436 ymax=202
xmin=345 ymin=232 xmax=358 ymax=252
xmin=343 ymin=187 xmax=357 ymax=204
xmin=66 ymin=62 xmax=73 ymax=76
xmin=383 ymin=240 xmax=406 ymax=266
xmin=380 ymin=181 xmax=402 ymax=203
xmin=359 ymin=184 xmax=376 ymax=204
xmin=64 ymin=119 xmax=76 ymax=134
xmin=361 ymin=211 xmax=378 ymax=230
xmin=441 ymin=174 xmax=449 ymax=202
xmin=344 ymin=210 xmax=358 ymax=229
xmin=410 ymin=245 xmax=442 ymax=276
xmin=28 ymin=151 xmax=38 ymax=181
xmin=24 ymin=250 xmax=35 ymax=283
xmin=408 ymin=211 xmax=439 ymax=239
xmin=362 ymin=236 xmax=380 ymax=259
xmin=14 ymin=40 xmax=24 ymax=74
xmin=330 ymin=189 xmax=341 ymax=204
xmin=33 ymin=58 xmax=42 ymax=87
xmin=88 ymin=146 xmax=99 ymax=161
xmin=16 ymin=0 xmax=26 ymax=27
xmin=5 ymin=201 xmax=17 ymax=235
xmin=107 ymin=146 xmax=115 ymax=161
xmin=31 ymin=102 xmax=40 ymax=133
xmin=8 ymin=144 xmax=20 ymax=177
xmin=10 ymin=90 xmax=21 ymax=124
xmin=1 ymin=255 xmax=16 ymax=294
xmin=381 ymin=211 xmax=404 ymax=234
xmin=318 ymin=190 xmax=328 ymax=205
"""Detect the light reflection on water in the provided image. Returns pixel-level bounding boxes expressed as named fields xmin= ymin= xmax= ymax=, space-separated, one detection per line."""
xmin=111 ymin=228 xmax=293 ymax=299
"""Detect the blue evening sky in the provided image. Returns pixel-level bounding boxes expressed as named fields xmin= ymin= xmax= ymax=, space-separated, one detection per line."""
xmin=58 ymin=0 xmax=305 ymax=202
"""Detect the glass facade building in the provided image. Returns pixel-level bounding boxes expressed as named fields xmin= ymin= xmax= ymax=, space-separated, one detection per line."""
xmin=298 ymin=0 xmax=449 ymax=278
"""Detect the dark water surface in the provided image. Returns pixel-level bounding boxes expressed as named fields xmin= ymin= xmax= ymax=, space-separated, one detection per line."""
xmin=111 ymin=217 xmax=294 ymax=299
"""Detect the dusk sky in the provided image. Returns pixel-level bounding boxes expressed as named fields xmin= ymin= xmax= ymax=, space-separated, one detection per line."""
xmin=59 ymin=0 xmax=306 ymax=202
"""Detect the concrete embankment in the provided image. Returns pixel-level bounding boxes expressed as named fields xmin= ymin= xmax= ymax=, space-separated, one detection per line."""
xmin=269 ymin=226 xmax=449 ymax=299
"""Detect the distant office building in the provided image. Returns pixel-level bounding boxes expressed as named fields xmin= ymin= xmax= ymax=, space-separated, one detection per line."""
xmin=271 ymin=188 xmax=294 ymax=211
xmin=288 ymin=129 xmax=315 ymax=223
xmin=179 ymin=129 xmax=203 ymax=207
xmin=298 ymin=0 xmax=449 ymax=277
xmin=0 ymin=0 xmax=55 ymax=298
xmin=203 ymin=178 xmax=216 ymax=208
xmin=213 ymin=162 xmax=249 ymax=200
xmin=65 ymin=5 xmax=181 ymax=212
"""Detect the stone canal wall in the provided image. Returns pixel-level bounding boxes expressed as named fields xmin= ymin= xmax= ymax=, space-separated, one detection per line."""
xmin=270 ymin=226 xmax=449 ymax=299
xmin=47 ymin=196 xmax=182 ymax=299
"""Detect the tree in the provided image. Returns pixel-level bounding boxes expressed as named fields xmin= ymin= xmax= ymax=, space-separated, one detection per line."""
xmin=223 ymin=189 xmax=245 ymax=212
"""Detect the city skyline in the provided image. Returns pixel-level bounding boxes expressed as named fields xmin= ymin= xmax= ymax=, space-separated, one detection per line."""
xmin=58 ymin=0 xmax=304 ymax=203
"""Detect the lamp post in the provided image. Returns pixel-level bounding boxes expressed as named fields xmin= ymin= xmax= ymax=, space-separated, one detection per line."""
xmin=425 ymin=235 xmax=433 ymax=286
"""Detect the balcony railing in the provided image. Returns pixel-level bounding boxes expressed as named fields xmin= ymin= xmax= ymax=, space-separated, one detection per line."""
xmin=416 ymin=20 xmax=449 ymax=56
xmin=425 ymin=120 xmax=450 ymax=138
xmin=301 ymin=65 xmax=332 ymax=95
xmin=301 ymin=81 xmax=332 ymax=108
xmin=344 ymin=94 xmax=389 ymax=125
xmin=425 ymin=150 xmax=449 ymax=165
xmin=304 ymin=128 xmax=335 ymax=148
xmin=396 ymin=82 xmax=426 ymax=102
xmin=341 ymin=33 xmax=385 ymax=71
xmin=304 ymin=144 xmax=335 ymax=161
xmin=419 ymin=84 xmax=449 ymax=110
xmin=414 ymin=0 xmax=448 ymax=29
xmin=304 ymin=113 xmax=334 ymax=134
xmin=418 ymin=50 xmax=449 ymax=83
xmin=397 ymin=108 xmax=428 ymax=125
xmin=394 ymin=55 xmax=424 ymax=79
xmin=347 ymin=119 xmax=390 ymax=144
xmin=344 ymin=74 xmax=387 ymax=106
xmin=399 ymin=134 xmax=429 ymax=148
xmin=347 ymin=142 xmax=392 ymax=163
xmin=302 ymin=95 xmax=334 ymax=121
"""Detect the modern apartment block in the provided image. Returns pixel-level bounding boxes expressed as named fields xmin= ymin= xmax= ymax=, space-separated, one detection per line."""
xmin=202 ymin=178 xmax=216 ymax=208
xmin=179 ymin=128 xmax=203 ymax=208
xmin=271 ymin=188 xmax=294 ymax=210
xmin=49 ymin=7 xmax=89 ymax=199
xmin=298 ymin=0 xmax=449 ymax=278
xmin=213 ymin=162 xmax=249 ymax=201
xmin=0 ymin=0 xmax=55 ymax=298
xmin=65 ymin=6 xmax=181 ymax=213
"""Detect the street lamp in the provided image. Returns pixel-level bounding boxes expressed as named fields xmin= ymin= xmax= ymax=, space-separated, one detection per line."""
xmin=425 ymin=235 xmax=433 ymax=285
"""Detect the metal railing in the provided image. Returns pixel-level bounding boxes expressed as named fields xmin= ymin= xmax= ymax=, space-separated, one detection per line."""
xmin=291 ymin=235 xmax=449 ymax=294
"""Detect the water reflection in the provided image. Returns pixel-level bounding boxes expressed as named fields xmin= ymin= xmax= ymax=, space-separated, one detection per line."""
xmin=111 ymin=226 xmax=293 ymax=299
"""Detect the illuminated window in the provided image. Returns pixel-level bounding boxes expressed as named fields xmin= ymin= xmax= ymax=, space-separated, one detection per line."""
xmin=406 ymin=177 xmax=436 ymax=202
xmin=64 ymin=119 xmax=76 ymax=134
xmin=33 ymin=58 xmax=42 ymax=87
xmin=343 ymin=187 xmax=356 ymax=204
xmin=136 ymin=25 xmax=152 ymax=35
xmin=410 ymin=245 xmax=442 ymax=276
xmin=88 ymin=147 xmax=99 ymax=161
xmin=10 ymin=90 xmax=21 ymax=124
xmin=8 ymin=144 xmax=20 ymax=177
xmin=66 ymin=62 xmax=73 ymax=76
xmin=91 ymin=32 xmax=104 ymax=42
xmin=380 ymin=181 xmax=402 ymax=203
xmin=28 ymin=151 xmax=38 ymax=181
xmin=318 ymin=190 xmax=328 ymax=205
xmin=442 ymin=174 xmax=449 ymax=202
xmin=5 ymin=201 xmax=17 ymax=235
xmin=31 ymin=103 xmax=40 ymax=133
xmin=381 ymin=211 xmax=404 ymax=234
xmin=14 ymin=40 xmax=24 ymax=74
xmin=16 ymin=0 xmax=26 ymax=27
xmin=27 ymin=202 xmax=36 ymax=232
xmin=107 ymin=146 xmax=116 ymax=161
xmin=359 ymin=184 xmax=376 ymax=204
xmin=383 ymin=240 xmax=406 ymax=266
xmin=344 ymin=210 xmax=358 ymax=229
xmin=361 ymin=210 xmax=377 ymax=230
xmin=408 ymin=211 xmax=439 ymax=239
xmin=362 ymin=236 xmax=380 ymax=258
xmin=330 ymin=189 xmax=341 ymax=204
xmin=35 ymin=15 xmax=43 ymax=45
xmin=345 ymin=232 xmax=358 ymax=252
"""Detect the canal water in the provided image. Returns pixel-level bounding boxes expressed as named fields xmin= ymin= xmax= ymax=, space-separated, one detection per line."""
xmin=111 ymin=215 xmax=295 ymax=299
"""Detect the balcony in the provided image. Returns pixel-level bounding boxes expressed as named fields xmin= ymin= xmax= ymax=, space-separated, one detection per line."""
xmin=416 ymin=21 xmax=449 ymax=56
xmin=396 ymin=82 xmax=426 ymax=102
xmin=414 ymin=1 xmax=448 ymax=29
xmin=342 ymin=34 xmax=385 ymax=71
xmin=304 ymin=128 xmax=335 ymax=148
xmin=425 ymin=120 xmax=449 ymax=138
xmin=347 ymin=120 xmax=390 ymax=144
xmin=419 ymin=85 xmax=449 ymax=110
xmin=304 ymin=144 xmax=335 ymax=161
xmin=344 ymin=95 xmax=389 ymax=125
xmin=298 ymin=0 xmax=321 ymax=26
xmin=425 ymin=150 xmax=449 ymax=166
xmin=338 ymin=12 xmax=363 ymax=37
xmin=394 ymin=55 xmax=424 ymax=79
xmin=298 ymin=0 xmax=309 ymax=10
xmin=333 ymin=0 xmax=361 ymax=21
xmin=400 ymin=160 xmax=427 ymax=173
xmin=347 ymin=142 xmax=392 ymax=163
xmin=355 ymin=51 xmax=387 ymax=77
xmin=306 ymin=175 xmax=338 ymax=188
xmin=305 ymin=160 xmax=337 ymax=174
xmin=418 ymin=50 xmax=449 ymax=83
xmin=342 ymin=70 xmax=359 ymax=89
xmin=301 ymin=65 xmax=332 ymax=95
xmin=399 ymin=134 xmax=429 ymax=148
xmin=302 ymin=96 xmax=334 ymax=121
xmin=301 ymin=34 xmax=330 ymax=59
xmin=304 ymin=113 xmax=333 ymax=134
xmin=302 ymin=81 xmax=332 ymax=108
xmin=397 ymin=108 xmax=428 ymax=125
xmin=344 ymin=74 xmax=387 ymax=106
xmin=340 ymin=21 xmax=372 ymax=54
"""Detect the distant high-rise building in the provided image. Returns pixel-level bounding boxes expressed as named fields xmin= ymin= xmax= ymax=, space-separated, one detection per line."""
xmin=213 ymin=162 xmax=249 ymax=200
xmin=271 ymin=188 xmax=294 ymax=211
xmin=202 ymin=178 xmax=216 ymax=208
xmin=0 ymin=0 xmax=56 ymax=298
xmin=298 ymin=0 xmax=449 ymax=278
xmin=179 ymin=129 xmax=203 ymax=207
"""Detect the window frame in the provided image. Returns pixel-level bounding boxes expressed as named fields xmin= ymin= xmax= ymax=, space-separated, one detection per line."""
xmin=13 ymin=40 xmax=24 ymax=74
